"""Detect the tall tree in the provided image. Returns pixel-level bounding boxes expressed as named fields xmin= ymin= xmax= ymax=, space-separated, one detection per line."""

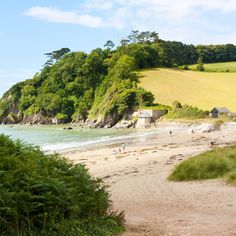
xmin=128 ymin=30 xmax=139 ymax=43
xmin=197 ymin=56 xmax=205 ymax=71
xmin=104 ymin=40 xmax=115 ymax=50
xmin=120 ymin=38 xmax=130 ymax=47
xmin=43 ymin=48 xmax=70 ymax=67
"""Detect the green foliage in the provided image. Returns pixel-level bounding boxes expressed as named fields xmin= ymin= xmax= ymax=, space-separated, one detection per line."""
xmin=196 ymin=44 xmax=236 ymax=63
xmin=167 ymin=102 xmax=208 ymax=119
xmin=0 ymin=135 xmax=124 ymax=235
xmin=136 ymin=87 xmax=154 ymax=106
xmin=197 ymin=56 xmax=205 ymax=71
xmin=89 ymin=55 xmax=154 ymax=124
xmin=44 ymin=48 xmax=71 ymax=67
xmin=179 ymin=65 xmax=189 ymax=70
xmin=172 ymin=101 xmax=182 ymax=110
xmin=141 ymin=103 xmax=171 ymax=111
xmin=225 ymin=170 xmax=236 ymax=186
xmin=189 ymin=61 xmax=236 ymax=72
xmin=3 ymin=30 xmax=236 ymax=125
xmin=168 ymin=146 xmax=236 ymax=182
xmin=104 ymin=40 xmax=115 ymax=50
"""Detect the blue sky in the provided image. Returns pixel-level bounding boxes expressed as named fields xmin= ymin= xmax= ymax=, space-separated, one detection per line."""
xmin=1 ymin=0 xmax=236 ymax=96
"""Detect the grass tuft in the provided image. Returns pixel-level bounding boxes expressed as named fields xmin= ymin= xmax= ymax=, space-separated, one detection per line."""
xmin=168 ymin=146 xmax=236 ymax=181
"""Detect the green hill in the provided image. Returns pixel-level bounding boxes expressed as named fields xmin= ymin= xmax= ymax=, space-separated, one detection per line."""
xmin=189 ymin=61 xmax=236 ymax=72
xmin=139 ymin=68 xmax=236 ymax=111
xmin=2 ymin=30 xmax=236 ymax=125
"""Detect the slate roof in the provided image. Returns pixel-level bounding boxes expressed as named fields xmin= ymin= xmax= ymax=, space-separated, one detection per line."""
xmin=210 ymin=107 xmax=230 ymax=113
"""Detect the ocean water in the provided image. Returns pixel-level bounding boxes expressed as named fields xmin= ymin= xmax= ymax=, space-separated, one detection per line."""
xmin=0 ymin=123 xmax=189 ymax=153
xmin=0 ymin=125 xmax=166 ymax=153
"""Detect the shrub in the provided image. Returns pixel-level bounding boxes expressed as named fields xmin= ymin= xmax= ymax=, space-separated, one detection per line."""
xmin=182 ymin=65 xmax=189 ymax=70
xmin=167 ymin=102 xmax=208 ymax=119
xmin=0 ymin=135 xmax=124 ymax=235
xmin=225 ymin=170 xmax=236 ymax=186
xmin=172 ymin=101 xmax=182 ymax=110
xmin=168 ymin=146 xmax=236 ymax=181
xmin=197 ymin=56 xmax=205 ymax=72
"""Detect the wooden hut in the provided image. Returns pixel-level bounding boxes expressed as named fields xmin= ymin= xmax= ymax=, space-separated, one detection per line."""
xmin=210 ymin=107 xmax=230 ymax=118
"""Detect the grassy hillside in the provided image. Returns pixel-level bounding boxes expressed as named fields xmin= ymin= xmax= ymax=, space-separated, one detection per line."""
xmin=189 ymin=61 xmax=236 ymax=72
xmin=139 ymin=68 xmax=236 ymax=111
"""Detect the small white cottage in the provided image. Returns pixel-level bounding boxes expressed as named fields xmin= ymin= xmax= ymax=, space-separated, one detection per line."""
xmin=136 ymin=111 xmax=152 ymax=128
xmin=136 ymin=109 xmax=167 ymax=128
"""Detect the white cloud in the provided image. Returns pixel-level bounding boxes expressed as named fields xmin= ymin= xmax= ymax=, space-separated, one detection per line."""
xmin=83 ymin=0 xmax=114 ymax=10
xmin=23 ymin=1 xmax=236 ymax=43
xmin=24 ymin=6 xmax=104 ymax=28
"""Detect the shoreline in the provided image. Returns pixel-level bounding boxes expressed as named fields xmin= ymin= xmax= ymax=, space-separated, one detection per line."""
xmin=64 ymin=127 xmax=236 ymax=235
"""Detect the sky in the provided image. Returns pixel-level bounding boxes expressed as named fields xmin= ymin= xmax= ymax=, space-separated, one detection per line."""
xmin=1 ymin=0 xmax=236 ymax=96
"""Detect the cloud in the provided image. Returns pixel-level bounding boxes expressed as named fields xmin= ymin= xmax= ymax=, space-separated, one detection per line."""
xmin=83 ymin=0 xmax=114 ymax=10
xmin=23 ymin=1 xmax=236 ymax=43
xmin=24 ymin=6 xmax=104 ymax=28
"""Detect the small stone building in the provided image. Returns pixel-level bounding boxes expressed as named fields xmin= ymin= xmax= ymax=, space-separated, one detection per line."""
xmin=136 ymin=111 xmax=152 ymax=128
xmin=210 ymin=107 xmax=230 ymax=118
xmin=144 ymin=109 xmax=168 ymax=121
xmin=136 ymin=109 xmax=168 ymax=128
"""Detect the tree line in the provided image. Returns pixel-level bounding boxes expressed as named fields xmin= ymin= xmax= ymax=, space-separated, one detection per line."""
xmin=1 ymin=30 xmax=236 ymax=125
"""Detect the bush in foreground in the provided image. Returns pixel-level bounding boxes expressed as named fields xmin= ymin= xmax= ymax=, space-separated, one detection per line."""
xmin=168 ymin=146 xmax=236 ymax=181
xmin=0 ymin=134 xmax=124 ymax=235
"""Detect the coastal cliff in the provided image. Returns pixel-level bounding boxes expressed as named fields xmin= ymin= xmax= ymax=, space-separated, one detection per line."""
xmin=0 ymin=47 xmax=154 ymax=126
xmin=2 ymin=31 xmax=233 ymax=126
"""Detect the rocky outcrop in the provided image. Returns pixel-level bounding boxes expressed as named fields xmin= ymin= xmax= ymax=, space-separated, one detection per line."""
xmin=2 ymin=112 xmax=20 ymax=124
xmin=114 ymin=120 xmax=135 ymax=129
xmin=21 ymin=113 xmax=52 ymax=124
xmin=86 ymin=111 xmax=121 ymax=128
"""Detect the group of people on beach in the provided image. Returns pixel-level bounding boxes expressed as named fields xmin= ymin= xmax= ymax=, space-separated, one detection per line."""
xmin=113 ymin=142 xmax=126 ymax=154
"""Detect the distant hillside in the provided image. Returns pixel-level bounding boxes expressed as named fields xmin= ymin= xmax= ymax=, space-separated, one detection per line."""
xmin=189 ymin=62 xmax=236 ymax=72
xmin=2 ymin=30 xmax=236 ymax=125
xmin=139 ymin=68 xmax=236 ymax=111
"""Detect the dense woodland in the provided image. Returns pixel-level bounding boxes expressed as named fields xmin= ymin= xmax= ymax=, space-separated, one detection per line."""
xmin=1 ymin=30 xmax=236 ymax=125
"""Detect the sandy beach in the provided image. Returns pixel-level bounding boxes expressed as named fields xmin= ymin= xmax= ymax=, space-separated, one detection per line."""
xmin=65 ymin=124 xmax=236 ymax=236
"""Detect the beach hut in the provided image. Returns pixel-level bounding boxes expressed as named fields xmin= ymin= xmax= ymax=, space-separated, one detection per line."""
xmin=210 ymin=107 xmax=230 ymax=118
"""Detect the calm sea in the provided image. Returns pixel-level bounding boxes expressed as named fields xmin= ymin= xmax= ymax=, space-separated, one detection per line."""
xmin=0 ymin=125 xmax=166 ymax=153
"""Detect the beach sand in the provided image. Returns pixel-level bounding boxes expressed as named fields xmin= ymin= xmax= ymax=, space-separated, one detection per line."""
xmin=65 ymin=128 xmax=236 ymax=236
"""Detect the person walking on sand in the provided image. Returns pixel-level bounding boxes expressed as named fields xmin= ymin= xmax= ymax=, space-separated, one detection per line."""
xmin=122 ymin=142 xmax=126 ymax=152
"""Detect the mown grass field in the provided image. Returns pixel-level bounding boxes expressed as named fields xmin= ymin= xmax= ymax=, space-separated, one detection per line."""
xmin=139 ymin=68 xmax=236 ymax=111
xmin=189 ymin=61 xmax=236 ymax=72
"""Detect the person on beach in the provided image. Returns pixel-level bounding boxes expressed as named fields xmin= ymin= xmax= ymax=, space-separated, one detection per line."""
xmin=122 ymin=142 xmax=126 ymax=152
xmin=169 ymin=130 xmax=172 ymax=136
